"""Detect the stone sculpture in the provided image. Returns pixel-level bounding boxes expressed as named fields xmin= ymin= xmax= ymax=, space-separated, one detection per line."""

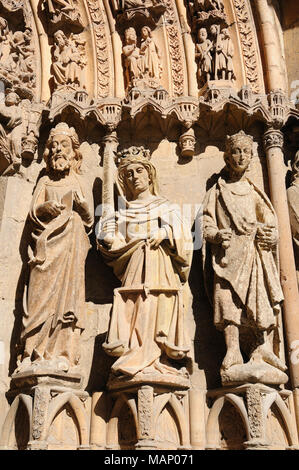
xmin=122 ymin=27 xmax=141 ymax=88
xmin=0 ymin=18 xmax=35 ymax=90
xmin=16 ymin=122 xmax=94 ymax=373
xmin=203 ymin=130 xmax=287 ymax=385
xmin=140 ymin=26 xmax=161 ymax=84
xmin=43 ymin=0 xmax=83 ymax=27
xmin=0 ymin=91 xmax=23 ymax=173
xmin=195 ymin=27 xmax=213 ymax=84
xmin=98 ymin=146 xmax=193 ymax=382
xmin=196 ymin=24 xmax=235 ymax=84
xmin=287 ymin=150 xmax=299 ymax=285
xmin=122 ymin=26 xmax=161 ymax=90
xmin=52 ymin=30 xmax=86 ymax=91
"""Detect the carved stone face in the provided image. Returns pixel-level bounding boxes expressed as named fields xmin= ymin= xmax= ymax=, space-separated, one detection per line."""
xmin=124 ymin=162 xmax=151 ymax=198
xmin=180 ymin=135 xmax=195 ymax=157
xmin=141 ymin=27 xmax=150 ymax=39
xmin=198 ymin=28 xmax=207 ymax=42
xmin=125 ymin=28 xmax=137 ymax=45
xmin=50 ymin=134 xmax=75 ymax=172
xmin=210 ymin=25 xmax=217 ymax=37
xmin=227 ymin=138 xmax=252 ymax=173
xmin=5 ymin=92 xmax=19 ymax=107
xmin=54 ymin=31 xmax=66 ymax=48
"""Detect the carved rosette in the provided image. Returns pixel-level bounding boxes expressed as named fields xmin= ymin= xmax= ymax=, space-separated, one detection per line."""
xmin=263 ymin=129 xmax=284 ymax=151
xmin=232 ymin=0 xmax=261 ymax=93
xmin=164 ymin=0 xmax=184 ymax=96
xmin=86 ymin=0 xmax=110 ymax=98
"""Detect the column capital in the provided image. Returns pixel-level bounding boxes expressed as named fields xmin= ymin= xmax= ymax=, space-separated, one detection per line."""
xmin=263 ymin=128 xmax=284 ymax=151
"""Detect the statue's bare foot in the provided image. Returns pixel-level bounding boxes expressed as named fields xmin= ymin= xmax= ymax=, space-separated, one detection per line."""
xmin=221 ymin=348 xmax=243 ymax=371
xmin=251 ymin=346 xmax=287 ymax=372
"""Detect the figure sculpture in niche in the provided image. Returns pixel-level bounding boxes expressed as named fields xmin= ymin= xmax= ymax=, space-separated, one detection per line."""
xmin=16 ymin=122 xmax=94 ymax=373
xmin=43 ymin=0 xmax=83 ymax=26
xmin=122 ymin=26 xmax=161 ymax=89
xmin=0 ymin=91 xmax=23 ymax=173
xmin=215 ymin=28 xmax=234 ymax=81
xmin=287 ymin=150 xmax=299 ymax=285
xmin=203 ymin=131 xmax=287 ymax=384
xmin=0 ymin=16 xmax=9 ymax=61
xmin=140 ymin=26 xmax=161 ymax=84
xmin=195 ymin=24 xmax=235 ymax=85
xmin=195 ymin=27 xmax=213 ymax=84
xmin=98 ymin=147 xmax=193 ymax=381
xmin=52 ymin=30 xmax=86 ymax=90
xmin=0 ymin=20 xmax=35 ymax=89
xmin=122 ymin=27 xmax=141 ymax=87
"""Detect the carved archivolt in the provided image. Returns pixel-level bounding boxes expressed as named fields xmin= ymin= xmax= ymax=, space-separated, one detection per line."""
xmin=232 ymin=0 xmax=262 ymax=94
xmin=86 ymin=0 xmax=110 ymax=98
xmin=164 ymin=0 xmax=184 ymax=96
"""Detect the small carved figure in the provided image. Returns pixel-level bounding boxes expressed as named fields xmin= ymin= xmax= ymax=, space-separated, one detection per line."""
xmin=191 ymin=0 xmax=224 ymax=13
xmin=98 ymin=147 xmax=193 ymax=380
xmin=216 ymin=27 xmax=234 ymax=80
xmin=203 ymin=131 xmax=286 ymax=384
xmin=52 ymin=30 xmax=86 ymax=90
xmin=0 ymin=91 xmax=23 ymax=171
xmin=16 ymin=122 xmax=94 ymax=373
xmin=140 ymin=26 xmax=161 ymax=83
xmin=179 ymin=127 xmax=196 ymax=158
xmin=122 ymin=27 xmax=141 ymax=87
xmin=6 ymin=30 xmax=35 ymax=83
xmin=195 ymin=27 xmax=213 ymax=83
xmin=44 ymin=0 xmax=82 ymax=26
xmin=0 ymin=16 xmax=9 ymax=61
xmin=287 ymin=150 xmax=299 ymax=286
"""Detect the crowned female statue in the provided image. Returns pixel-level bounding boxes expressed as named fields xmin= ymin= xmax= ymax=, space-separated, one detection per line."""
xmin=97 ymin=146 xmax=193 ymax=382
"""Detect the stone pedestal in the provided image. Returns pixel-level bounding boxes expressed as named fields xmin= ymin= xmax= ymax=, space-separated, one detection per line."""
xmin=206 ymin=384 xmax=299 ymax=450
xmin=91 ymin=373 xmax=191 ymax=450
xmin=0 ymin=370 xmax=90 ymax=450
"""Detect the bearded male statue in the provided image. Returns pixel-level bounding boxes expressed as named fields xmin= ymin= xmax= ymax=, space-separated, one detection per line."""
xmin=16 ymin=122 xmax=94 ymax=374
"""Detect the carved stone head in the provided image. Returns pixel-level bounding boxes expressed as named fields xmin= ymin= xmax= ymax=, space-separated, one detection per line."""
xmin=43 ymin=122 xmax=82 ymax=174
xmin=179 ymin=128 xmax=196 ymax=158
xmin=224 ymin=130 xmax=253 ymax=175
xmin=117 ymin=146 xmax=158 ymax=200
xmin=5 ymin=91 xmax=20 ymax=107
xmin=54 ymin=30 xmax=67 ymax=48
xmin=198 ymin=27 xmax=208 ymax=43
xmin=124 ymin=27 xmax=137 ymax=45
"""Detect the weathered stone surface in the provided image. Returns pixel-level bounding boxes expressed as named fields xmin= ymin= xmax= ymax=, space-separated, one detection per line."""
xmin=0 ymin=0 xmax=298 ymax=451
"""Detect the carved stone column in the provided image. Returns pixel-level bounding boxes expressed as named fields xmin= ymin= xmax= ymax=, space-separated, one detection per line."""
xmin=263 ymin=128 xmax=299 ymax=432
xmin=136 ymin=386 xmax=155 ymax=450
xmin=100 ymin=131 xmax=119 ymax=246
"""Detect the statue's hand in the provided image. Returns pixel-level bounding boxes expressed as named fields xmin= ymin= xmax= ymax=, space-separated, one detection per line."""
xmin=256 ymin=224 xmax=278 ymax=250
xmin=148 ymin=227 xmax=167 ymax=249
xmin=215 ymin=228 xmax=232 ymax=248
xmin=36 ymin=200 xmax=65 ymax=219
xmin=73 ymin=192 xmax=90 ymax=215
xmin=98 ymin=213 xmax=118 ymax=248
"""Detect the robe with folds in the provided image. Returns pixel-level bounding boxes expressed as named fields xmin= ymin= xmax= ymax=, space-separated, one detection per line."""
xmin=203 ymin=177 xmax=283 ymax=331
xmin=99 ymin=196 xmax=193 ymax=377
xmin=22 ymin=171 xmax=94 ymax=361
